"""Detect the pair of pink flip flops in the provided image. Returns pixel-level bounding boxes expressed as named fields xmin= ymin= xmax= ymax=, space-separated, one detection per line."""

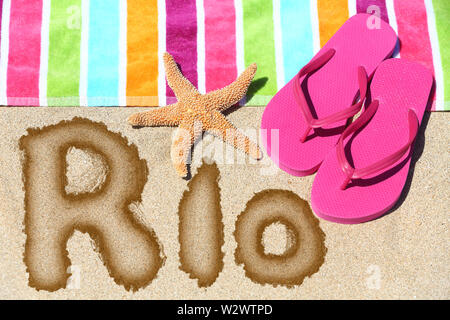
xmin=261 ymin=14 xmax=433 ymax=224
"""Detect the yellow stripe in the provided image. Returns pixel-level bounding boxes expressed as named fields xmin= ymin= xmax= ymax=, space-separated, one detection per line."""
xmin=317 ymin=0 xmax=349 ymax=47
xmin=127 ymin=0 xmax=159 ymax=106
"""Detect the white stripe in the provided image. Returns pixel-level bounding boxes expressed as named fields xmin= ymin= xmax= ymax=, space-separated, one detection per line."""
xmin=310 ymin=0 xmax=320 ymax=54
xmin=272 ymin=0 xmax=284 ymax=89
xmin=234 ymin=0 xmax=245 ymax=105
xmin=196 ymin=0 xmax=206 ymax=94
xmin=234 ymin=0 xmax=245 ymax=74
xmin=348 ymin=0 xmax=357 ymax=17
xmin=157 ymin=0 xmax=166 ymax=106
xmin=424 ymin=0 xmax=444 ymax=111
xmin=39 ymin=0 xmax=51 ymax=106
xmin=119 ymin=0 xmax=127 ymax=106
xmin=79 ymin=0 xmax=89 ymax=106
xmin=0 ymin=0 xmax=11 ymax=105
xmin=386 ymin=0 xmax=400 ymax=58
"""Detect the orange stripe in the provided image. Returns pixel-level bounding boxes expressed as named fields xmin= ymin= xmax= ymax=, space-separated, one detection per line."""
xmin=317 ymin=0 xmax=349 ymax=47
xmin=127 ymin=0 xmax=158 ymax=106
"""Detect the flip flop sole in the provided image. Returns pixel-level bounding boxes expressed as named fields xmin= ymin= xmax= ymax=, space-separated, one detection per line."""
xmin=311 ymin=59 xmax=433 ymax=224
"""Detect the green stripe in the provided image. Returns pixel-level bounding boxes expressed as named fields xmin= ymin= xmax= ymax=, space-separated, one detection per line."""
xmin=433 ymin=0 xmax=450 ymax=110
xmin=245 ymin=95 xmax=272 ymax=106
xmin=47 ymin=0 xmax=82 ymax=106
xmin=242 ymin=0 xmax=277 ymax=100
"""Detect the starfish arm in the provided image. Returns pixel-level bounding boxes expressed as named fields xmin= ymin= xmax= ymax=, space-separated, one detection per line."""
xmin=164 ymin=52 xmax=199 ymax=99
xmin=127 ymin=103 xmax=183 ymax=127
xmin=206 ymin=112 xmax=262 ymax=159
xmin=205 ymin=63 xmax=257 ymax=112
xmin=171 ymin=119 xmax=203 ymax=177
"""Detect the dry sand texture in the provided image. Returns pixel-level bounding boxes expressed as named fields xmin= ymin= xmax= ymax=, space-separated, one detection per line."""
xmin=0 ymin=107 xmax=448 ymax=299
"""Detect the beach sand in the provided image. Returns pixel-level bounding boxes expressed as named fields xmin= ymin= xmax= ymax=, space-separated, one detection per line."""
xmin=0 ymin=107 xmax=448 ymax=299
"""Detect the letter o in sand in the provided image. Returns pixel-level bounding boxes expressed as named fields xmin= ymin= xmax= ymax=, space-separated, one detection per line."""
xmin=234 ymin=190 xmax=327 ymax=286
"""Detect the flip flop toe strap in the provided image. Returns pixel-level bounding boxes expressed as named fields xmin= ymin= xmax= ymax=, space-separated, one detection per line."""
xmin=293 ymin=48 xmax=368 ymax=143
xmin=337 ymin=101 xmax=419 ymax=190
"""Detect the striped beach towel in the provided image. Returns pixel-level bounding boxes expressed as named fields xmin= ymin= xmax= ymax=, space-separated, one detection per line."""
xmin=0 ymin=0 xmax=448 ymax=110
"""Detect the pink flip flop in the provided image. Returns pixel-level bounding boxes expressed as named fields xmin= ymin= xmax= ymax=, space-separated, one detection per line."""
xmin=311 ymin=59 xmax=433 ymax=224
xmin=261 ymin=14 xmax=397 ymax=176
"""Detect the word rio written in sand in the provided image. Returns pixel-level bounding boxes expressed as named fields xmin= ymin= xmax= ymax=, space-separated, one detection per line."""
xmin=19 ymin=118 xmax=326 ymax=292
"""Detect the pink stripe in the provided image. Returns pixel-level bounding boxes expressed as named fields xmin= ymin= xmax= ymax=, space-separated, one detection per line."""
xmin=204 ymin=0 xmax=237 ymax=93
xmin=7 ymin=0 xmax=43 ymax=106
xmin=394 ymin=0 xmax=435 ymax=109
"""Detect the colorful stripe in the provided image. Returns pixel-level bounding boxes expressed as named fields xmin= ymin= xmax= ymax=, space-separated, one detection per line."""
xmin=394 ymin=0 xmax=434 ymax=68
xmin=204 ymin=0 xmax=237 ymax=93
xmin=394 ymin=1 xmax=435 ymax=92
xmin=127 ymin=0 xmax=158 ymax=106
xmin=357 ymin=0 xmax=389 ymax=22
xmin=317 ymin=0 xmax=349 ymax=47
xmin=165 ymin=0 xmax=197 ymax=103
xmin=432 ymin=0 xmax=450 ymax=110
xmin=47 ymin=0 xmax=82 ymax=106
xmin=87 ymin=0 xmax=120 ymax=106
xmin=7 ymin=0 xmax=42 ymax=106
xmin=242 ymin=0 xmax=277 ymax=103
xmin=280 ymin=0 xmax=314 ymax=82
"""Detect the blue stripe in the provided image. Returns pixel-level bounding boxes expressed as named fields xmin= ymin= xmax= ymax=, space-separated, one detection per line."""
xmin=87 ymin=0 xmax=120 ymax=106
xmin=280 ymin=0 xmax=314 ymax=82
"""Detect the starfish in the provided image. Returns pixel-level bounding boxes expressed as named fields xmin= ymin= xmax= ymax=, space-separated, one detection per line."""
xmin=128 ymin=52 xmax=262 ymax=177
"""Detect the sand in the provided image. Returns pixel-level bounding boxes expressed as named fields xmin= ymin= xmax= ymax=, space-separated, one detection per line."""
xmin=0 ymin=106 xmax=448 ymax=299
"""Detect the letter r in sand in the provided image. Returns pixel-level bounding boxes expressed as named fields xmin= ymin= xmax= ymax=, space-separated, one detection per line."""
xmin=20 ymin=118 xmax=163 ymax=292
